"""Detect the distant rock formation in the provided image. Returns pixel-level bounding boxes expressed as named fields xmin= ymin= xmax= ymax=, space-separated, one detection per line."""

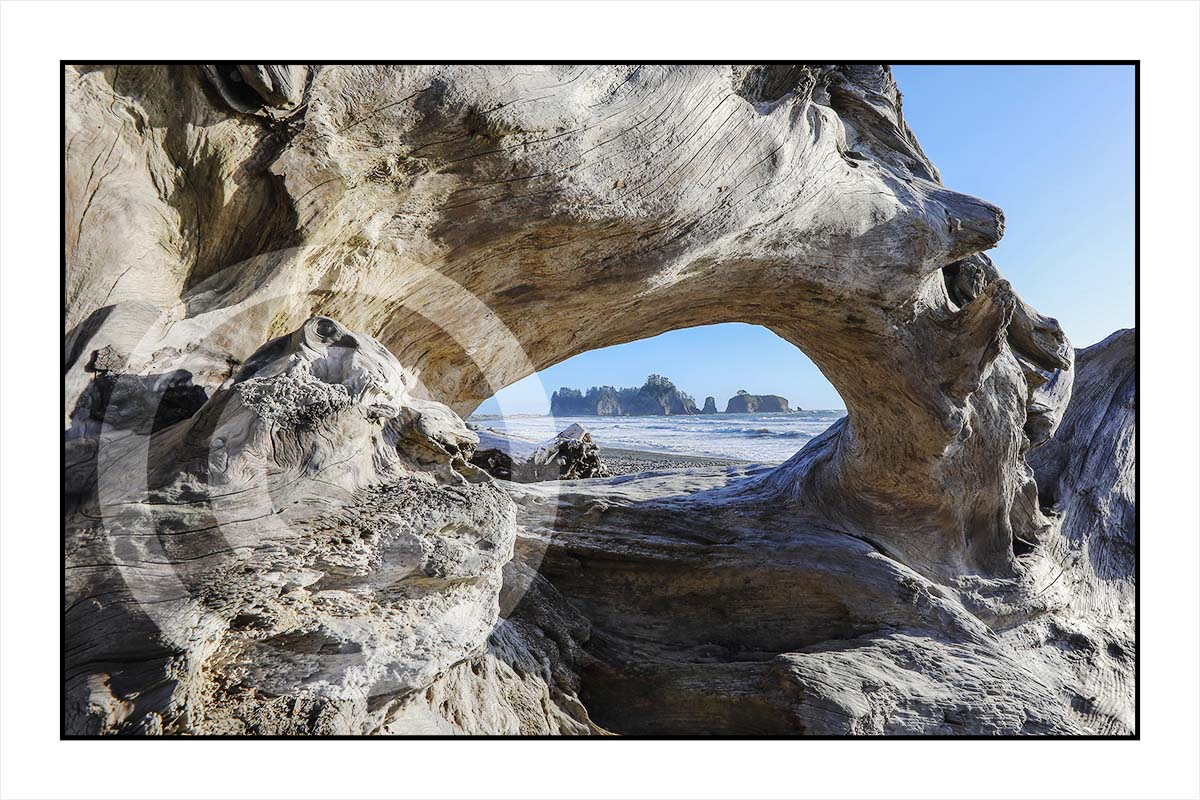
xmin=549 ymin=386 xmax=622 ymax=416
xmin=700 ymin=396 xmax=718 ymax=414
xmin=724 ymin=389 xmax=793 ymax=413
xmin=625 ymin=375 xmax=700 ymax=415
xmin=550 ymin=374 xmax=698 ymax=416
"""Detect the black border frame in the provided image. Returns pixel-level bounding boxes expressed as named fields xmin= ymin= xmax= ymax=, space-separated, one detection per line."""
xmin=58 ymin=61 xmax=1142 ymax=743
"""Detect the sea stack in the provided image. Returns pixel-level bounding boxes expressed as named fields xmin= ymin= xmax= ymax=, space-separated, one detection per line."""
xmin=724 ymin=389 xmax=792 ymax=413
xmin=700 ymin=396 xmax=718 ymax=414
xmin=549 ymin=374 xmax=699 ymax=416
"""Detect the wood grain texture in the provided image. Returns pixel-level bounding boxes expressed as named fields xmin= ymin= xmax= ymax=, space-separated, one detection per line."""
xmin=62 ymin=64 xmax=1135 ymax=735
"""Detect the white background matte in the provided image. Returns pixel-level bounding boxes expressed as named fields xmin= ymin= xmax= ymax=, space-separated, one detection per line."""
xmin=2 ymin=2 xmax=1197 ymax=799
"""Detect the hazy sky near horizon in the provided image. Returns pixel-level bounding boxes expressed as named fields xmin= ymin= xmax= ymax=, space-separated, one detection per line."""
xmin=475 ymin=64 xmax=1135 ymax=417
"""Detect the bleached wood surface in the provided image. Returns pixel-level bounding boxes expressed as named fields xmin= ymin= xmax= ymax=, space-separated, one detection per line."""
xmin=63 ymin=64 xmax=1134 ymax=735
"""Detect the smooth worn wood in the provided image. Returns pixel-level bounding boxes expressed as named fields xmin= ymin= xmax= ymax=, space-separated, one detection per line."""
xmin=63 ymin=64 xmax=1135 ymax=735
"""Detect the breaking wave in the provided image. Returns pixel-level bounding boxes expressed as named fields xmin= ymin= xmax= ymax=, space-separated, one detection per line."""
xmin=468 ymin=411 xmax=846 ymax=463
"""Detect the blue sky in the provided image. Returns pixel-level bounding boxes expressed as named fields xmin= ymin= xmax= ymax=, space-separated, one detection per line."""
xmin=476 ymin=65 xmax=1135 ymax=416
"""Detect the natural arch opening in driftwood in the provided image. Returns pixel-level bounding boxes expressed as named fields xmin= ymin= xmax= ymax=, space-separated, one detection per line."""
xmin=470 ymin=322 xmax=848 ymax=465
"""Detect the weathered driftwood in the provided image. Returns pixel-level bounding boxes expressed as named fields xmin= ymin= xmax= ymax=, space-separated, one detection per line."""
xmin=63 ymin=64 xmax=1134 ymax=735
xmin=471 ymin=424 xmax=610 ymax=482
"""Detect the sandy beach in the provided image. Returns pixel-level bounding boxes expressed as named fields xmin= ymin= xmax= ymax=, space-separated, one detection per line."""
xmin=598 ymin=446 xmax=759 ymax=475
xmin=470 ymin=423 xmax=770 ymax=476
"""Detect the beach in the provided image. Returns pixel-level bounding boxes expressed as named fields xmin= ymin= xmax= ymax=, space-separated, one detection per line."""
xmin=598 ymin=446 xmax=756 ymax=475
xmin=468 ymin=410 xmax=845 ymax=464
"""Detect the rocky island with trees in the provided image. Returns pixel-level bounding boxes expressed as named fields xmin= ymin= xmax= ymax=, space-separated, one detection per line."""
xmin=550 ymin=374 xmax=699 ymax=416
xmin=550 ymin=375 xmax=796 ymax=416
xmin=724 ymin=390 xmax=794 ymax=413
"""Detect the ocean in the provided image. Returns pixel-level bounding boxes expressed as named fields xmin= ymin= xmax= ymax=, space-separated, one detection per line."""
xmin=466 ymin=410 xmax=846 ymax=463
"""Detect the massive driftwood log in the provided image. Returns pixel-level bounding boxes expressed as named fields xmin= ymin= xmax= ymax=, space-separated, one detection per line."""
xmin=63 ymin=64 xmax=1134 ymax=735
xmin=503 ymin=322 xmax=1133 ymax=735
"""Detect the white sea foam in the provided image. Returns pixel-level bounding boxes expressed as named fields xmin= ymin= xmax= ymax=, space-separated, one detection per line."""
xmin=467 ymin=411 xmax=846 ymax=463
